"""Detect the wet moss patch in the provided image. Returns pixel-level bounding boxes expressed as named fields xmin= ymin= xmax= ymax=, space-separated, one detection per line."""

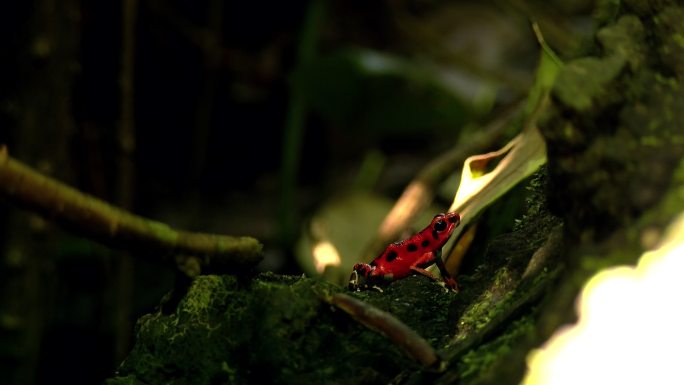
xmin=105 ymin=272 xmax=460 ymax=385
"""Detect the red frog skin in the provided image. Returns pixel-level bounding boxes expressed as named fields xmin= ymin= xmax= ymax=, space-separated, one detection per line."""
xmin=349 ymin=212 xmax=461 ymax=292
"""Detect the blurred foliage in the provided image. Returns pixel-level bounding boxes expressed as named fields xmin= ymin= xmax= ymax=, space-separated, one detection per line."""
xmin=293 ymin=48 xmax=473 ymax=137
xmin=296 ymin=191 xmax=443 ymax=284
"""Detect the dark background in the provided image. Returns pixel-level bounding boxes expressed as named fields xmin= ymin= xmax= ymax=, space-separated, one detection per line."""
xmin=0 ymin=1 xmax=592 ymax=384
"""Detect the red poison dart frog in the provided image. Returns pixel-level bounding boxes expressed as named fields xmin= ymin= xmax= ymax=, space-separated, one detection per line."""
xmin=349 ymin=212 xmax=461 ymax=292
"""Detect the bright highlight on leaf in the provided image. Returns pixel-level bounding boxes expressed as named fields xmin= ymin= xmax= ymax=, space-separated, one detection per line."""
xmin=452 ymin=139 xmax=518 ymax=206
xmin=522 ymin=212 xmax=684 ymax=385
xmin=312 ymin=240 xmax=342 ymax=274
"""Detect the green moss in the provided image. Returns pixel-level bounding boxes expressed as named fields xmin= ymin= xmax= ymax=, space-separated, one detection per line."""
xmin=454 ymin=267 xmax=517 ymax=339
xmin=541 ymin=4 xmax=684 ymax=239
xmin=458 ymin=316 xmax=535 ymax=384
xmin=654 ymin=5 xmax=684 ymax=75
xmin=552 ymin=15 xmax=646 ymax=112
xmin=553 ymin=56 xmax=625 ymax=111
xmin=105 ymin=272 xmax=460 ymax=385
xmin=597 ymin=15 xmax=645 ymax=69
xmin=443 ymin=167 xmax=561 ymax=350
xmin=105 ymin=375 xmax=142 ymax=385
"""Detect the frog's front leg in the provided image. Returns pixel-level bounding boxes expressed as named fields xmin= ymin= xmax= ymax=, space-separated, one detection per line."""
xmin=409 ymin=249 xmax=458 ymax=292
xmin=432 ymin=249 xmax=459 ymax=292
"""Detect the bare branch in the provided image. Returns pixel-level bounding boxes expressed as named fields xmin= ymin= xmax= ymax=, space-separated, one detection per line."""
xmin=0 ymin=145 xmax=263 ymax=275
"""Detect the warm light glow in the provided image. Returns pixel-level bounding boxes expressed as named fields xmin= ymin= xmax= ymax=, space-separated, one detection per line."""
xmin=522 ymin=213 xmax=684 ymax=385
xmin=312 ymin=240 xmax=342 ymax=274
xmin=378 ymin=182 xmax=426 ymax=239
xmin=453 ymin=137 xmax=518 ymax=209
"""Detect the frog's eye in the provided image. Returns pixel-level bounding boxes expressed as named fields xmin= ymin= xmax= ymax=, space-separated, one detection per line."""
xmin=434 ymin=220 xmax=447 ymax=232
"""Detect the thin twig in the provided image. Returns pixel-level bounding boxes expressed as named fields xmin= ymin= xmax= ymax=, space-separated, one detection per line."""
xmin=118 ymin=0 xmax=137 ymax=209
xmin=191 ymin=0 xmax=224 ymax=180
xmin=278 ymin=0 xmax=326 ymax=245
xmin=324 ymin=293 xmax=445 ymax=371
xmin=113 ymin=0 xmax=139 ymax=363
xmin=0 ymin=145 xmax=263 ymax=276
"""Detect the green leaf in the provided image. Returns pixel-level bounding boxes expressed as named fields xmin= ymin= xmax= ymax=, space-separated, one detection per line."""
xmin=440 ymin=26 xmax=562 ymax=266
xmin=524 ymin=23 xmax=563 ymax=117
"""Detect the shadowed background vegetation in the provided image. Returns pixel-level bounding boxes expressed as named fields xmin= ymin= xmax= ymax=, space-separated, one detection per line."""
xmin=0 ymin=1 xmax=651 ymax=385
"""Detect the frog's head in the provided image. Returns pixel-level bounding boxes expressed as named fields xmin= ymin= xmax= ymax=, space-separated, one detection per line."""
xmin=348 ymin=263 xmax=376 ymax=291
xmin=429 ymin=212 xmax=461 ymax=248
